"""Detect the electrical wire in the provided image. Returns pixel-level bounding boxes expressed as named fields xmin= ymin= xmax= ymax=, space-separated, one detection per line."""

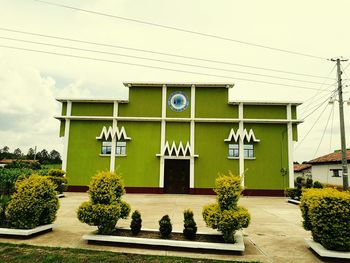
xmin=329 ymin=103 xmax=335 ymax=154
xmin=0 ymin=44 xmax=328 ymax=91
xmin=33 ymin=0 xmax=328 ymax=60
xmin=299 ymin=64 xmax=336 ymax=112
xmin=300 ymin=89 xmax=337 ymax=119
xmin=295 ymin=102 xmax=330 ymax=150
xmin=0 ymin=27 xmax=332 ymax=80
xmin=0 ymin=35 xmax=334 ymax=86
xmin=313 ymin=104 xmax=334 ymax=158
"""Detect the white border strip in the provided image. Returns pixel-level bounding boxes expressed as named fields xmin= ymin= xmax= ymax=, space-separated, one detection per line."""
xmin=0 ymin=224 xmax=54 ymax=236
xmin=62 ymin=101 xmax=71 ymax=172
xmin=287 ymin=104 xmax=294 ymax=188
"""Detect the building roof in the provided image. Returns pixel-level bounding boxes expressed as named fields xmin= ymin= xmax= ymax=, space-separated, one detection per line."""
xmin=294 ymin=163 xmax=311 ymax=172
xmin=0 ymin=159 xmax=38 ymax=164
xmin=308 ymin=150 xmax=350 ymax=165
xmin=123 ymin=82 xmax=234 ymax=88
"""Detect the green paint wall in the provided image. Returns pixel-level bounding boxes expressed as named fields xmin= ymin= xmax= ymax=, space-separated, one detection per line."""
xmin=243 ymin=123 xmax=289 ymax=189
xmin=66 ymin=120 xmax=112 ymax=186
xmin=114 ymin=122 xmax=161 ymax=187
xmin=59 ymin=120 xmax=65 ymax=137
xmin=71 ymin=102 xmax=113 ymax=116
xmin=194 ymin=123 xmax=239 ymax=188
xmin=195 ymin=87 xmax=238 ymax=118
xmin=166 ymin=87 xmax=191 ymax=118
xmin=292 ymin=106 xmax=297 ymax=119
xmin=61 ymin=102 xmax=67 ymax=115
xmin=244 ymin=105 xmax=287 ymax=119
xmin=119 ymin=87 xmax=162 ymax=117
xmin=165 ymin=122 xmax=190 ymax=143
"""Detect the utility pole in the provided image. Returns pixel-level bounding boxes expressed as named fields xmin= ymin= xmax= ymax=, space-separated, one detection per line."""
xmin=331 ymin=57 xmax=349 ymax=191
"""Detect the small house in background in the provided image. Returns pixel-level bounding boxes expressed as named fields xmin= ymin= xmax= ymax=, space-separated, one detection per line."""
xmin=293 ymin=163 xmax=311 ymax=180
xmin=308 ymin=149 xmax=350 ymax=186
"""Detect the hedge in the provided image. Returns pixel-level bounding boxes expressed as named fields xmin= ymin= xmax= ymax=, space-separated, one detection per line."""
xmin=300 ymin=188 xmax=350 ymax=251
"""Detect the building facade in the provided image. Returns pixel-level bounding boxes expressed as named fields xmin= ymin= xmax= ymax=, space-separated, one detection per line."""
xmin=57 ymin=83 xmax=300 ymax=195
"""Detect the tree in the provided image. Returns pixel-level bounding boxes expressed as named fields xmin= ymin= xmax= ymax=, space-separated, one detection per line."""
xmin=13 ymin=148 xmax=22 ymax=158
xmin=49 ymin=150 xmax=62 ymax=164
xmin=38 ymin=149 xmax=49 ymax=164
xmin=27 ymin=148 xmax=35 ymax=160
xmin=0 ymin=146 xmax=9 ymax=159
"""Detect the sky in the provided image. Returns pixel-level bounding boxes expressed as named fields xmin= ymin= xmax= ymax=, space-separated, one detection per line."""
xmin=0 ymin=0 xmax=349 ymax=162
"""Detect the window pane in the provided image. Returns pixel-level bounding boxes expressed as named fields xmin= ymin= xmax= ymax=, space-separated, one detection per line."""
xmin=102 ymin=141 xmax=112 ymax=147
xmin=121 ymin=146 xmax=126 ymax=155
xmin=229 ymin=149 xmax=234 ymax=157
xmin=244 ymin=144 xmax=253 ymax=150
xmin=116 ymin=147 xmax=121 ymax=155
xmin=117 ymin=141 xmax=126 ymax=147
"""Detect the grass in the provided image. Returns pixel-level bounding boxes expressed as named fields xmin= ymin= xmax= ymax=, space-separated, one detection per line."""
xmin=0 ymin=243 xmax=258 ymax=263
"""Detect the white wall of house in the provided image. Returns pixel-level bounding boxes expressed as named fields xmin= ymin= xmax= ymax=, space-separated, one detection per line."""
xmin=311 ymin=163 xmax=350 ymax=185
xmin=294 ymin=169 xmax=311 ymax=180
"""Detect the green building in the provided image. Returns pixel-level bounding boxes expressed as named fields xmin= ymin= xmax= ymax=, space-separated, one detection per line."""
xmin=56 ymin=82 xmax=301 ymax=195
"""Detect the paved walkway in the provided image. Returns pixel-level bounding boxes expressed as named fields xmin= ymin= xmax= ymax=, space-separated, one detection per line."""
xmin=0 ymin=193 xmax=331 ymax=263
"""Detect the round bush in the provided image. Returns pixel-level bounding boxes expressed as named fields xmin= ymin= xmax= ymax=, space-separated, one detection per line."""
xmin=215 ymin=173 xmax=242 ymax=210
xmin=202 ymin=172 xmax=250 ymax=243
xmin=77 ymin=201 xmax=121 ymax=234
xmin=159 ymin=215 xmax=172 ymax=238
xmin=88 ymin=171 xmax=125 ymax=204
xmin=183 ymin=209 xmax=197 ymax=240
xmin=130 ymin=210 xmax=142 ymax=235
xmin=6 ymin=175 xmax=59 ymax=229
xmin=77 ymin=171 xmax=130 ymax=234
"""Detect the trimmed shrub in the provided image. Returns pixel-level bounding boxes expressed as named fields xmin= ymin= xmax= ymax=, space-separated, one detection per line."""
xmin=6 ymin=175 xmax=59 ymax=229
xmin=47 ymin=176 xmax=68 ymax=194
xmin=77 ymin=171 xmax=130 ymax=234
xmin=202 ymin=172 xmax=250 ymax=243
xmin=159 ymin=215 xmax=172 ymax=238
xmin=48 ymin=169 xmax=65 ymax=177
xmin=0 ymin=194 xmax=11 ymax=227
xmin=285 ymin=188 xmax=297 ymax=199
xmin=77 ymin=202 xmax=121 ymax=234
xmin=300 ymin=188 xmax=350 ymax=251
xmin=183 ymin=209 xmax=197 ymax=240
xmin=305 ymin=178 xmax=313 ymax=188
xmin=313 ymin=181 xmax=323 ymax=189
xmin=88 ymin=171 xmax=125 ymax=204
xmin=130 ymin=210 xmax=142 ymax=235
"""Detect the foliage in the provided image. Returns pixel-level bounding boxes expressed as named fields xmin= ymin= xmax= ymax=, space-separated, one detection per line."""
xmin=77 ymin=171 xmax=130 ymax=234
xmin=77 ymin=202 xmax=121 ymax=234
xmin=6 ymin=175 xmax=59 ymax=229
xmin=47 ymin=176 xmax=68 ymax=194
xmin=202 ymin=172 xmax=250 ymax=243
xmin=0 ymin=242 xmax=250 ymax=263
xmin=88 ymin=171 xmax=125 ymax=205
xmin=5 ymin=161 xmax=41 ymax=170
xmin=313 ymin=181 xmax=323 ymax=189
xmin=48 ymin=169 xmax=65 ymax=177
xmin=300 ymin=188 xmax=350 ymax=251
xmin=159 ymin=215 xmax=172 ymax=239
xmin=183 ymin=209 xmax=197 ymax=240
xmin=0 ymin=168 xmax=32 ymax=195
xmin=0 ymin=194 xmax=11 ymax=227
xmin=130 ymin=210 xmax=142 ymax=235
xmin=285 ymin=188 xmax=297 ymax=200
xmin=305 ymin=178 xmax=313 ymax=188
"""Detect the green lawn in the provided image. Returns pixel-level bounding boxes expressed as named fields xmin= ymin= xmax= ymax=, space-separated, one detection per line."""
xmin=0 ymin=243 xmax=258 ymax=263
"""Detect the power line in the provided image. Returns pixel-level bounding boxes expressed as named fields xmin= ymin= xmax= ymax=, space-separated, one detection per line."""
xmin=0 ymin=44 xmax=328 ymax=91
xmin=0 ymin=27 xmax=332 ymax=80
xmin=295 ymin=102 xmax=330 ymax=150
xmin=33 ymin=0 xmax=327 ymax=60
xmin=313 ymin=104 xmax=334 ymax=158
xmin=329 ymin=103 xmax=335 ymax=154
xmin=300 ymin=89 xmax=337 ymax=119
xmin=0 ymin=35 xmax=334 ymax=86
xmin=299 ymin=84 xmax=337 ymax=113
xmin=299 ymin=65 xmax=337 ymax=112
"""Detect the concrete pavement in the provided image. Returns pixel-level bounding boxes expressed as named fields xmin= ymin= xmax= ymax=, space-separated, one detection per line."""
xmin=0 ymin=193 xmax=330 ymax=263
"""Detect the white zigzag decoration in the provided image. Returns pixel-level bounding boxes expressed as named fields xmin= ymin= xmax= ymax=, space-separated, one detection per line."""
xmin=96 ymin=126 xmax=131 ymax=140
xmin=224 ymin=128 xmax=260 ymax=142
xmin=163 ymin=141 xmax=191 ymax=157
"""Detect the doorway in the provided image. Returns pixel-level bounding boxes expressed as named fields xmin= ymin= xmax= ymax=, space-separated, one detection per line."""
xmin=164 ymin=159 xmax=190 ymax=194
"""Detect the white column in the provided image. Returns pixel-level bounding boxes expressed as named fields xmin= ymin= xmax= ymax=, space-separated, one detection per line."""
xmin=159 ymin=84 xmax=167 ymax=188
xmin=190 ymin=85 xmax=196 ymax=189
xmin=62 ymin=100 xmax=72 ymax=172
xmin=287 ymin=104 xmax=294 ymax=188
xmin=238 ymin=103 xmax=244 ymax=186
xmin=110 ymin=101 xmax=118 ymax=172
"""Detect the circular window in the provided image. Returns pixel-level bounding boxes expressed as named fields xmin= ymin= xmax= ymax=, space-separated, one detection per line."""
xmin=168 ymin=92 xmax=189 ymax=112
